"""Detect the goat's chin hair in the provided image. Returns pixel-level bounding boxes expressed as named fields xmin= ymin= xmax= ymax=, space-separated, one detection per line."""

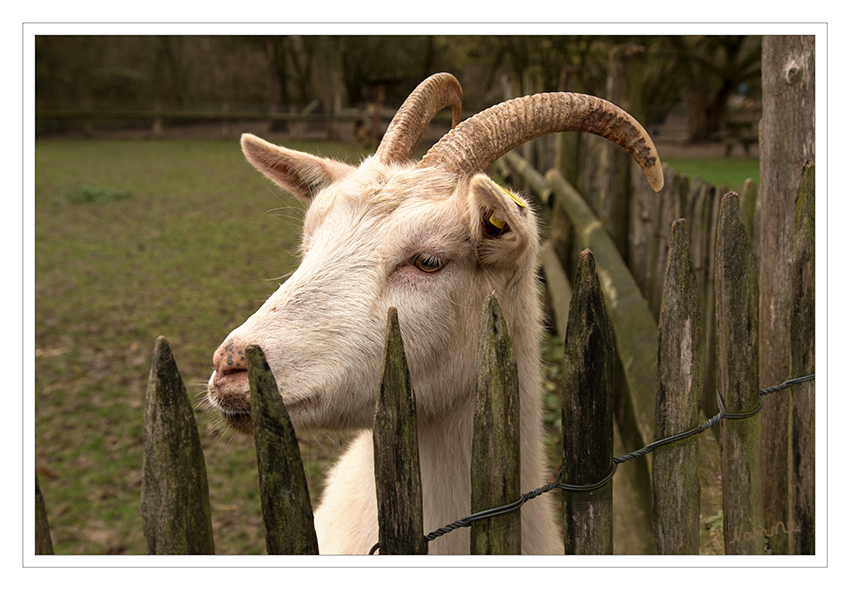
xmin=202 ymin=407 xmax=247 ymax=445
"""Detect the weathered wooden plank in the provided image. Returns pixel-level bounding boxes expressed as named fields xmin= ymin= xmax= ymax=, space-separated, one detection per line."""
xmin=687 ymin=179 xmax=711 ymax=303
xmin=471 ymin=295 xmax=522 ymax=555
xmin=141 ymin=336 xmax=215 ymax=555
xmin=650 ymin=170 xmax=687 ymax=320
xmin=373 ymin=308 xmax=427 ymax=555
xmin=561 ymin=249 xmax=614 ymax=554
xmin=247 ymin=345 xmax=319 ymax=555
xmin=684 ymin=179 xmax=718 ymax=428
xmin=759 ymin=35 xmax=815 ymax=555
xmin=741 ymin=177 xmax=759 ymax=245
xmin=628 ymin=163 xmax=662 ymax=304
xmin=546 ymin=168 xmax=656 ymax=473
xmin=653 ymin=219 xmax=705 ymax=554
xmin=715 ymin=193 xmax=764 ymax=555
xmin=701 ymin=184 xmax=722 ymax=427
xmin=35 ymin=475 xmax=54 ymax=555
xmin=790 ymin=162 xmax=815 ymax=554
xmin=539 ymin=241 xmax=572 ymax=342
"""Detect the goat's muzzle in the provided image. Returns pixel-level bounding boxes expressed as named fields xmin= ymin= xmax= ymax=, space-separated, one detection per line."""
xmin=209 ymin=339 xmax=253 ymax=433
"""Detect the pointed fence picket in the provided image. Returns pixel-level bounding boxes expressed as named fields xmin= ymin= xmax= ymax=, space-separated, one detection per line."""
xmin=561 ymin=250 xmax=615 ymax=554
xmin=373 ymin=308 xmax=427 ymax=555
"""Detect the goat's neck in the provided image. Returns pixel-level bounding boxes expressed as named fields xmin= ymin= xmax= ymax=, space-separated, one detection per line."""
xmin=314 ymin=273 xmax=553 ymax=554
xmin=416 ymin=317 xmax=547 ymax=554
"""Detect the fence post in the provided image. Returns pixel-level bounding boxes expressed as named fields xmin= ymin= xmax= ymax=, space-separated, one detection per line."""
xmin=650 ymin=170 xmax=688 ymax=320
xmin=653 ymin=219 xmax=705 ymax=554
xmin=715 ymin=193 xmax=764 ymax=554
xmin=470 ymin=294 xmax=522 ymax=555
xmin=546 ymin=169 xmax=656 ymax=504
xmin=790 ymin=162 xmax=815 ymax=554
xmin=247 ymin=345 xmax=319 ymax=555
xmin=759 ymin=36 xmax=815 ymax=555
xmin=628 ymin=162 xmax=662 ymax=305
xmin=701 ymin=184 xmax=723 ymax=425
xmin=373 ymin=308 xmax=427 ymax=555
xmin=561 ymin=249 xmax=614 ymax=554
xmin=141 ymin=336 xmax=215 ymax=554
xmin=35 ymin=475 xmax=54 ymax=555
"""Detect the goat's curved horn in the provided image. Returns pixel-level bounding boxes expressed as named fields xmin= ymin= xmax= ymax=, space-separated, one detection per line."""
xmin=376 ymin=72 xmax=464 ymax=164
xmin=417 ymin=92 xmax=664 ymax=192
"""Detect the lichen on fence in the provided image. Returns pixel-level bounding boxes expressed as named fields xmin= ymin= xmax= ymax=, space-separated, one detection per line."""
xmin=141 ymin=336 xmax=215 ymax=555
xmin=247 ymin=344 xmax=319 ymax=555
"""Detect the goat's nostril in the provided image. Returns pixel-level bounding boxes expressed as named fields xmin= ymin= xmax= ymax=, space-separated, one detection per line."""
xmin=213 ymin=341 xmax=249 ymax=383
xmin=214 ymin=363 xmax=249 ymax=389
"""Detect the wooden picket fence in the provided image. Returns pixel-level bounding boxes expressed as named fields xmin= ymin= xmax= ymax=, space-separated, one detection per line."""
xmin=80 ymin=155 xmax=808 ymax=557
xmin=33 ymin=157 xmax=813 ymax=557
xmin=498 ymin=152 xmax=815 ymax=555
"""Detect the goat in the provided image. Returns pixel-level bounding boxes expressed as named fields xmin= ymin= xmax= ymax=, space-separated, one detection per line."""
xmin=206 ymin=73 xmax=663 ymax=554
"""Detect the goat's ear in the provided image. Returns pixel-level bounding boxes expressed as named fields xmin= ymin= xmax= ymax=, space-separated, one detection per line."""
xmin=241 ymin=133 xmax=353 ymax=203
xmin=467 ymin=174 xmax=535 ymax=266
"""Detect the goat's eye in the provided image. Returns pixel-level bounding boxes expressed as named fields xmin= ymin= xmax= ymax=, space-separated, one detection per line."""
xmin=410 ymin=252 xmax=445 ymax=273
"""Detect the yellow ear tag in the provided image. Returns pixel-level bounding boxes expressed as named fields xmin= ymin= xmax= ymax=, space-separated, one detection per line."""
xmin=488 ymin=212 xmax=507 ymax=229
xmin=487 ymin=185 xmax=524 ymax=230
xmin=499 ymin=185 xmax=527 ymax=208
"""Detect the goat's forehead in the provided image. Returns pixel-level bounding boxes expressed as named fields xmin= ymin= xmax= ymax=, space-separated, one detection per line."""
xmin=304 ymin=163 xmax=463 ymax=231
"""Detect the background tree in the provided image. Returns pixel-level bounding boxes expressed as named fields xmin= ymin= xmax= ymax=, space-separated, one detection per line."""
xmin=35 ymin=34 xmax=761 ymax=144
xmin=670 ymin=36 xmax=762 ymax=142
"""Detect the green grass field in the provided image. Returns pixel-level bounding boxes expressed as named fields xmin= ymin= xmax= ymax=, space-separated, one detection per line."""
xmin=664 ymin=157 xmax=759 ymax=195
xmin=34 ymin=139 xmax=374 ymax=554
xmin=34 ymin=138 xmax=757 ymax=554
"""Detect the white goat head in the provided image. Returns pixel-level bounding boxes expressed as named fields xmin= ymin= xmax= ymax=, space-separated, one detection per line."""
xmin=206 ymin=73 xmax=663 ymax=554
xmin=206 ymin=71 xmax=663 ymax=441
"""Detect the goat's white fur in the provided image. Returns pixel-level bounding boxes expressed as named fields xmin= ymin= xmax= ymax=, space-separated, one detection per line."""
xmin=207 ymin=135 xmax=563 ymax=554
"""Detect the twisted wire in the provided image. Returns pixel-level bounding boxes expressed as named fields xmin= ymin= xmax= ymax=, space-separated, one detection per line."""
xmin=367 ymin=373 xmax=814 ymax=554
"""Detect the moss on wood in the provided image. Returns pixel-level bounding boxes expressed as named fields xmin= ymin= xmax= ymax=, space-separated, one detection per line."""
xmin=247 ymin=345 xmax=319 ymax=555
xmin=653 ymin=219 xmax=704 ymax=554
xmin=471 ymin=295 xmax=522 ymax=554
xmin=561 ymin=250 xmax=614 ymax=554
xmin=373 ymin=308 xmax=427 ymax=555
xmin=790 ymin=161 xmax=815 ymax=554
xmin=715 ymin=193 xmax=764 ymax=555
xmin=141 ymin=336 xmax=215 ymax=554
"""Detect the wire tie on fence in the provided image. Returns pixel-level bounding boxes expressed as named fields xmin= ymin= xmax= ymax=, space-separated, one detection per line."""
xmin=720 ymin=395 xmax=763 ymax=420
xmin=717 ymin=373 xmax=814 ymax=421
xmin=555 ymin=462 xmax=618 ymax=492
